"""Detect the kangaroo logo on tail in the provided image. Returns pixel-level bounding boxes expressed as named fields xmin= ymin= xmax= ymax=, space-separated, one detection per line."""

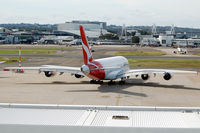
xmin=80 ymin=25 xmax=93 ymax=65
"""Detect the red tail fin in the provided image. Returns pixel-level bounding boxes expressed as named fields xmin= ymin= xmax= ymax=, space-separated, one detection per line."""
xmin=80 ymin=25 xmax=93 ymax=64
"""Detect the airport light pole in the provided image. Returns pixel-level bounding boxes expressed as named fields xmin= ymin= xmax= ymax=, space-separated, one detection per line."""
xmin=16 ymin=46 xmax=24 ymax=73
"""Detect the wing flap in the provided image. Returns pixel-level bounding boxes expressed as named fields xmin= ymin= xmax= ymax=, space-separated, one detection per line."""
xmin=39 ymin=66 xmax=83 ymax=75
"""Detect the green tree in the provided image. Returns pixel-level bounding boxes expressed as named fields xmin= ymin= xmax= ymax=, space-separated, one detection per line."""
xmin=99 ymin=34 xmax=119 ymax=40
xmin=132 ymin=36 xmax=140 ymax=43
xmin=107 ymin=29 xmax=118 ymax=34
xmin=139 ymin=30 xmax=151 ymax=35
xmin=127 ymin=32 xmax=136 ymax=36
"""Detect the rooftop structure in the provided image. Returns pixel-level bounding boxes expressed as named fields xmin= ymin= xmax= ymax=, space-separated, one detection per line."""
xmin=38 ymin=35 xmax=74 ymax=45
xmin=57 ymin=21 xmax=108 ymax=39
xmin=166 ymin=25 xmax=176 ymax=35
xmin=71 ymin=20 xmax=107 ymax=29
xmin=0 ymin=27 xmax=11 ymax=33
xmin=0 ymin=103 xmax=200 ymax=133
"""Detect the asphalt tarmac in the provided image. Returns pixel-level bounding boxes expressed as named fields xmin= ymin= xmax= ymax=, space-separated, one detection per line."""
xmin=0 ymin=45 xmax=200 ymax=106
xmin=0 ymin=70 xmax=199 ymax=107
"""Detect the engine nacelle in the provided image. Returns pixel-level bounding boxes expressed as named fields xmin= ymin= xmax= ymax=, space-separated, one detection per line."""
xmin=163 ymin=73 xmax=172 ymax=80
xmin=75 ymin=74 xmax=84 ymax=78
xmin=141 ymin=74 xmax=149 ymax=80
xmin=44 ymin=71 xmax=56 ymax=77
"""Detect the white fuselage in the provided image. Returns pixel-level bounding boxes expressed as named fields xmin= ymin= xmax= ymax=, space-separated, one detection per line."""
xmin=95 ymin=56 xmax=129 ymax=80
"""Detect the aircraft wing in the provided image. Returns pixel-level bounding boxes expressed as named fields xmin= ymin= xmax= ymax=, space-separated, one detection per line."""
xmin=119 ymin=69 xmax=197 ymax=78
xmin=4 ymin=65 xmax=84 ymax=76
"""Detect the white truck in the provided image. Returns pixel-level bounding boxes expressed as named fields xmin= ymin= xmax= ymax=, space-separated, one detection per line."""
xmin=174 ymin=47 xmax=187 ymax=54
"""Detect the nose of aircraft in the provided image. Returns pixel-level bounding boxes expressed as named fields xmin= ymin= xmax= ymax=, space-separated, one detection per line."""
xmin=81 ymin=65 xmax=90 ymax=75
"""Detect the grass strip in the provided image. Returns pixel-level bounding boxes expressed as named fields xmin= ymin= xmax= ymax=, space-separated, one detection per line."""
xmin=128 ymin=59 xmax=200 ymax=68
xmin=0 ymin=57 xmax=27 ymax=63
xmin=0 ymin=49 xmax=56 ymax=55
xmin=116 ymin=51 xmax=164 ymax=56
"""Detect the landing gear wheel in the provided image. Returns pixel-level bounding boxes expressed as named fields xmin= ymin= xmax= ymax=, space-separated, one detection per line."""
xmin=108 ymin=80 xmax=116 ymax=85
xmin=90 ymin=80 xmax=103 ymax=84
xmin=119 ymin=80 xmax=126 ymax=85
xmin=97 ymin=80 xmax=103 ymax=84
xmin=90 ymin=80 xmax=96 ymax=84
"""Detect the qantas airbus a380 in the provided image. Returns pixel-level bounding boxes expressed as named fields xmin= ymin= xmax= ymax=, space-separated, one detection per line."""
xmin=4 ymin=26 xmax=197 ymax=84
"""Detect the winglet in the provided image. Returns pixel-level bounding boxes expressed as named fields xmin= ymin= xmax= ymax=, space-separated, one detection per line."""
xmin=80 ymin=25 xmax=93 ymax=64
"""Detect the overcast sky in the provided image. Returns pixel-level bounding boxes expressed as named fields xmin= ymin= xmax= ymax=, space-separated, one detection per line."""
xmin=1 ymin=0 xmax=200 ymax=28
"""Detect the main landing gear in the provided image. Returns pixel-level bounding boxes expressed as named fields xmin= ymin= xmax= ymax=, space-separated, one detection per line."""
xmin=119 ymin=77 xmax=126 ymax=85
xmin=90 ymin=78 xmax=127 ymax=85
xmin=119 ymin=80 xmax=126 ymax=85
xmin=108 ymin=80 xmax=125 ymax=85
xmin=90 ymin=80 xmax=103 ymax=84
xmin=108 ymin=80 xmax=116 ymax=85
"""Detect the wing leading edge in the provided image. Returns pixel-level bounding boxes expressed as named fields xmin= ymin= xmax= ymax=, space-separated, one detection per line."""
xmin=4 ymin=65 xmax=84 ymax=76
xmin=119 ymin=69 xmax=197 ymax=78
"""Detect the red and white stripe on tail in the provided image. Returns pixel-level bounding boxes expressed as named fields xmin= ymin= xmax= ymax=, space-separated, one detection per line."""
xmin=80 ymin=25 xmax=93 ymax=65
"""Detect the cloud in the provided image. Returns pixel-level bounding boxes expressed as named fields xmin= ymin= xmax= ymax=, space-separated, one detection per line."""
xmin=0 ymin=0 xmax=200 ymax=27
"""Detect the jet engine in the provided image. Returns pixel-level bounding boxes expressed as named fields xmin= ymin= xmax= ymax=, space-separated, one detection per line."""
xmin=44 ymin=71 xmax=56 ymax=77
xmin=141 ymin=74 xmax=149 ymax=80
xmin=81 ymin=65 xmax=90 ymax=75
xmin=163 ymin=72 xmax=172 ymax=80
xmin=75 ymin=74 xmax=84 ymax=78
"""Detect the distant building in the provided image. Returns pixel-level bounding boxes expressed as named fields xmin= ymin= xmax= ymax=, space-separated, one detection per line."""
xmin=140 ymin=34 xmax=174 ymax=46
xmin=172 ymin=38 xmax=200 ymax=47
xmin=158 ymin=35 xmax=174 ymax=46
xmin=39 ymin=36 xmax=74 ymax=45
xmin=11 ymin=31 xmax=33 ymax=44
xmin=0 ymin=27 xmax=11 ymax=33
xmin=140 ymin=35 xmax=160 ymax=46
xmin=0 ymin=27 xmax=11 ymax=43
xmin=57 ymin=21 xmax=108 ymax=39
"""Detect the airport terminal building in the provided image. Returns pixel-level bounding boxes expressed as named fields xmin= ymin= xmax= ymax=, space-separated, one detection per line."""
xmin=57 ymin=21 xmax=108 ymax=39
